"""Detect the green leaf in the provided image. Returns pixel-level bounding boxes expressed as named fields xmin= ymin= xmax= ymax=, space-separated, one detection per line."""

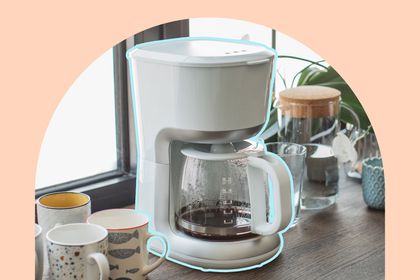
xmin=297 ymin=66 xmax=321 ymax=85
xmin=306 ymin=66 xmax=340 ymax=84
xmin=266 ymin=108 xmax=278 ymax=129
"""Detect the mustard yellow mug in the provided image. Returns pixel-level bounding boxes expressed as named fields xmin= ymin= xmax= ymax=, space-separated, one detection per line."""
xmin=37 ymin=192 xmax=91 ymax=275
xmin=37 ymin=192 xmax=91 ymax=236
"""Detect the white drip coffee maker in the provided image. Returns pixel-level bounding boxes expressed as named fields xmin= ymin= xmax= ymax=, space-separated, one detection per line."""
xmin=127 ymin=38 xmax=293 ymax=270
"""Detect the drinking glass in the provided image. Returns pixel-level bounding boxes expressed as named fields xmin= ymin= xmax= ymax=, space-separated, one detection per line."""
xmin=302 ymin=143 xmax=339 ymax=210
xmin=266 ymin=142 xmax=306 ymax=227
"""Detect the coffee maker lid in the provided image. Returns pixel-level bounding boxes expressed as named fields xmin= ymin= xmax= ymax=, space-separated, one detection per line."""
xmin=181 ymin=141 xmax=264 ymax=161
xmin=127 ymin=38 xmax=275 ymax=67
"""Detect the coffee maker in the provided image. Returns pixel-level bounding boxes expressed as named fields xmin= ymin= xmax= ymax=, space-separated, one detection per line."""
xmin=127 ymin=38 xmax=293 ymax=271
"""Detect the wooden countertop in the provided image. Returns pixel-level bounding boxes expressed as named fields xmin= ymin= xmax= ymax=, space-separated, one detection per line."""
xmin=148 ymin=177 xmax=385 ymax=280
xmin=42 ymin=175 xmax=384 ymax=280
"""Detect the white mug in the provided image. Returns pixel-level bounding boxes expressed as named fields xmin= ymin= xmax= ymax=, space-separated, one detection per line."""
xmin=35 ymin=224 xmax=43 ymax=280
xmin=46 ymin=223 xmax=110 ymax=280
xmin=87 ymin=209 xmax=168 ymax=280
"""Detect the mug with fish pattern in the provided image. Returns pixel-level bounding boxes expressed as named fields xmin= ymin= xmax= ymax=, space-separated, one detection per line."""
xmin=87 ymin=209 xmax=168 ymax=280
xmin=46 ymin=223 xmax=110 ymax=280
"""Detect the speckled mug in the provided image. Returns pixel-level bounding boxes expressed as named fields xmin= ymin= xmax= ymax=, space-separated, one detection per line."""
xmin=46 ymin=223 xmax=110 ymax=280
xmin=362 ymin=157 xmax=385 ymax=210
xmin=87 ymin=209 xmax=168 ymax=280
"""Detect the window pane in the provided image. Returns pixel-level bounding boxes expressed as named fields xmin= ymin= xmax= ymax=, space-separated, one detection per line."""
xmin=36 ymin=48 xmax=117 ymax=189
xmin=275 ymin=31 xmax=328 ymax=92
xmin=189 ymin=18 xmax=272 ymax=47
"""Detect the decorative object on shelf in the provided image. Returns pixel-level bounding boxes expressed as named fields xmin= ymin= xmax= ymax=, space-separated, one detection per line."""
xmin=343 ymin=127 xmax=381 ymax=179
xmin=362 ymin=157 xmax=385 ymax=210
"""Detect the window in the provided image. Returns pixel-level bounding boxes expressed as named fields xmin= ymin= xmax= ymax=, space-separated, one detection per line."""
xmin=35 ymin=41 xmax=137 ymax=211
xmin=36 ymin=48 xmax=117 ymax=189
xmin=275 ymin=31 xmax=326 ymax=92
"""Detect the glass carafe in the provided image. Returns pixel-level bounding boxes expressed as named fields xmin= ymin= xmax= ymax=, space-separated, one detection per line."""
xmin=175 ymin=141 xmax=293 ymax=240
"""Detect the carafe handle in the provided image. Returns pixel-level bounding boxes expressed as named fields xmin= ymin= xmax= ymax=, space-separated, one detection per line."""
xmin=247 ymin=153 xmax=293 ymax=235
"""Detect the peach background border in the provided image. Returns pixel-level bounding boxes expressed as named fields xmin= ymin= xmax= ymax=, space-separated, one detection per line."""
xmin=1 ymin=0 xmax=419 ymax=278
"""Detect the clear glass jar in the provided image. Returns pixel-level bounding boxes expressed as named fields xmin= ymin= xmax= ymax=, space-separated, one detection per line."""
xmin=275 ymin=86 xmax=360 ymax=209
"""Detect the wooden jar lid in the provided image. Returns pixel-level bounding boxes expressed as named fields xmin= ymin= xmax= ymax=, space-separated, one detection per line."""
xmin=278 ymin=85 xmax=341 ymax=118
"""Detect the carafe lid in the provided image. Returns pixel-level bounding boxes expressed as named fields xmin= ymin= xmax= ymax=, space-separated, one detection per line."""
xmin=181 ymin=141 xmax=264 ymax=161
xmin=277 ymin=85 xmax=341 ymax=118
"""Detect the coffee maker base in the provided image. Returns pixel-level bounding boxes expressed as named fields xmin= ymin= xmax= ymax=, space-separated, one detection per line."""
xmin=169 ymin=243 xmax=282 ymax=271
xmin=150 ymin=230 xmax=284 ymax=271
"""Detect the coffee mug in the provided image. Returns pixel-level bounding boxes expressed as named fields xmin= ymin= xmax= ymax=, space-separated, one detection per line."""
xmin=46 ymin=223 xmax=110 ymax=280
xmin=37 ymin=192 xmax=91 ymax=239
xmin=87 ymin=209 xmax=168 ymax=280
xmin=35 ymin=224 xmax=43 ymax=280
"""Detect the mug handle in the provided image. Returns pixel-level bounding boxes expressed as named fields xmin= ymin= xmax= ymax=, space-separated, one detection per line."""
xmin=87 ymin=253 xmax=110 ymax=280
xmin=141 ymin=233 xmax=168 ymax=276
xmin=247 ymin=153 xmax=293 ymax=235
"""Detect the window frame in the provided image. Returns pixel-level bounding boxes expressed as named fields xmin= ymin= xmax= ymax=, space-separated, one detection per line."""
xmin=35 ymin=20 xmax=189 ymax=212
